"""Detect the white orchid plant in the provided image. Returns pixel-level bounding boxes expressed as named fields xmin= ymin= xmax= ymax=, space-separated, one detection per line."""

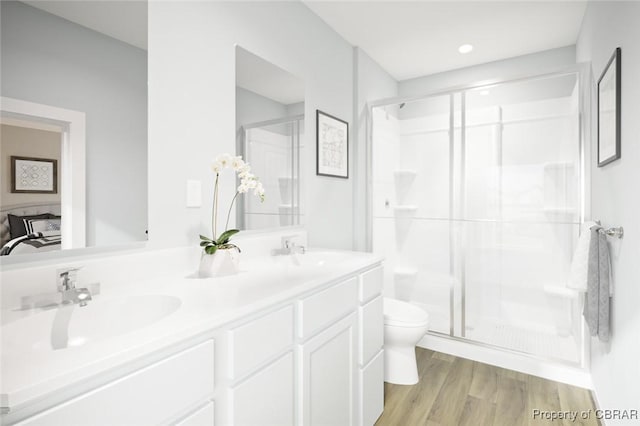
xmin=200 ymin=154 xmax=264 ymax=255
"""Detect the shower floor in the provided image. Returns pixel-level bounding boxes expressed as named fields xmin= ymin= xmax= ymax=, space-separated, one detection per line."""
xmin=465 ymin=322 xmax=581 ymax=363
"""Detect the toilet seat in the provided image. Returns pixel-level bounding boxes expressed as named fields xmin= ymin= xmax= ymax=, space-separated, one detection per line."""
xmin=383 ymin=298 xmax=429 ymax=327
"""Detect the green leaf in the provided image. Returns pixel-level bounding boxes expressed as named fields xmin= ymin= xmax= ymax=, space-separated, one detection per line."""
xmin=217 ymin=229 xmax=240 ymax=245
xmin=199 ymin=234 xmax=211 ymax=241
xmin=200 ymin=241 xmax=211 ymax=247
xmin=204 ymin=245 xmax=218 ymax=255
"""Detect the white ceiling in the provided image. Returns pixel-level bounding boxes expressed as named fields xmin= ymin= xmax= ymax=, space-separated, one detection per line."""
xmin=236 ymin=47 xmax=305 ymax=105
xmin=304 ymin=1 xmax=587 ymax=81
xmin=21 ymin=1 xmax=587 ymax=83
xmin=23 ymin=1 xmax=147 ymax=50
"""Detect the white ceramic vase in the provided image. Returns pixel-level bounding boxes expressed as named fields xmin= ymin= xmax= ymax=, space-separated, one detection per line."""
xmin=199 ymin=248 xmax=240 ymax=278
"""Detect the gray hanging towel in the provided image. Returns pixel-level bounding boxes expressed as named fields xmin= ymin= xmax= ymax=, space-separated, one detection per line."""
xmin=583 ymin=226 xmax=611 ymax=342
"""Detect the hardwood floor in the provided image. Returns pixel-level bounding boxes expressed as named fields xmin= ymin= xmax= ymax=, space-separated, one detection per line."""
xmin=375 ymin=348 xmax=599 ymax=426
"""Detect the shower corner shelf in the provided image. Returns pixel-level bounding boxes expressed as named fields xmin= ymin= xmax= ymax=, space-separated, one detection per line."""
xmin=393 ymin=205 xmax=418 ymax=212
xmin=394 ymin=268 xmax=418 ymax=278
xmin=543 ymin=207 xmax=576 ymax=215
xmin=393 ymin=205 xmax=418 ymax=219
xmin=393 ymin=169 xmax=417 ymax=178
xmin=543 ymin=285 xmax=580 ymax=300
xmin=543 ymin=161 xmax=575 ymax=170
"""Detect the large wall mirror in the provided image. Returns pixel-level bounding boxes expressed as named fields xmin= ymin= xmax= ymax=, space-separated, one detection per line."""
xmin=235 ymin=46 xmax=305 ymax=230
xmin=0 ymin=1 xmax=148 ymax=260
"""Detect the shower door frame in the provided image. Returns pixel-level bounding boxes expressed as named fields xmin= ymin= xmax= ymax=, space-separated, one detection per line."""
xmin=365 ymin=63 xmax=592 ymax=367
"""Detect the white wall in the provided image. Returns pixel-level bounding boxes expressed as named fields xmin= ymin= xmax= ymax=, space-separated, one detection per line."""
xmin=399 ymin=46 xmax=576 ymax=97
xmin=0 ymin=1 xmax=148 ymax=247
xmin=148 ymin=2 xmax=354 ymax=249
xmin=577 ymin=2 xmax=640 ymax=421
xmin=353 ymin=48 xmax=398 ymax=251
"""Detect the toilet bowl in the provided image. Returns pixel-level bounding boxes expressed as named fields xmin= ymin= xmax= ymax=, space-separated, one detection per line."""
xmin=383 ymin=297 xmax=429 ymax=385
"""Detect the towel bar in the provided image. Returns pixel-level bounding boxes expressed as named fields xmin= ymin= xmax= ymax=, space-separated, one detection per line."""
xmin=602 ymin=227 xmax=624 ymax=238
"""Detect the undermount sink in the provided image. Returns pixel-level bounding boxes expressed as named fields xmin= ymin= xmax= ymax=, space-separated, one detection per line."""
xmin=2 ymin=294 xmax=181 ymax=352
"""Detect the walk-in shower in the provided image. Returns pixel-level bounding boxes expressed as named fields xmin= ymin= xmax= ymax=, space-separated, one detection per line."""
xmin=370 ymin=69 xmax=588 ymax=366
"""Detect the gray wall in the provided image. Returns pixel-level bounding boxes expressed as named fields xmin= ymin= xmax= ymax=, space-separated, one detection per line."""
xmin=0 ymin=1 xmax=148 ymax=247
xmin=353 ymin=48 xmax=398 ymax=251
xmin=148 ymin=2 xmax=354 ymax=249
xmin=577 ymin=2 xmax=640 ymax=421
xmin=236 ymin=87 xmax=289 ymax=132
xmin=399 ymin=46 xmax=576 ymax=97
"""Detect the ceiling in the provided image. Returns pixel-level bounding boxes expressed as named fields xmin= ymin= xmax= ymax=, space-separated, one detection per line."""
xmin=304 ymin=1 xmax=587 ymax=81
xmin=23 ymin=1 xmax=147 ymax=50
xmin=22 ymin=1 xmax=587 ymax=82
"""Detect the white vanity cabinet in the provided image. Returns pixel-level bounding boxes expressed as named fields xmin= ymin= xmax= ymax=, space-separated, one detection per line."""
xmin=15 ymin=339 xmax=216 ymax=426
xmin=227 ymin=305 xmax=295 ymax=426
xmin=357 ymin=267 xmax=384 ymax=426
xmin=297 ymin=277 xmax=359 ymax=426
xmin=6 ymin=262 xmax=384 ymax=426
xmin=300 ymin=313 xmax=357 ymax=426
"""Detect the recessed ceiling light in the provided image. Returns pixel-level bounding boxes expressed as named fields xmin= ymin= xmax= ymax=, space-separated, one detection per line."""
xmin=458 ymin=44 xmax=473 ymax=54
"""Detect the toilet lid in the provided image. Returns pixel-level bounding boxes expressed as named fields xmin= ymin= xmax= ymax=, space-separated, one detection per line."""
xmin=383 ymin=298 xmax=429 ymax=327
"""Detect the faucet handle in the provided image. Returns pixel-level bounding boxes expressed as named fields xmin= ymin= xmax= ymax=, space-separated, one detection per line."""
xmin=57 ymin=266 xmax=82 ymax=291
xmin=281 ymin=235 xmax=297 ymax=248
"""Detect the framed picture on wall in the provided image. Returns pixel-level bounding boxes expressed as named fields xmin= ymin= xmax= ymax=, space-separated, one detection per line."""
xmin=316 ymin=110 xmax=349 ymax=179
xmin=11 ymin=156 xmax=58 ymax=194
xmin=597 ymin=47 xmax=621 ymax=167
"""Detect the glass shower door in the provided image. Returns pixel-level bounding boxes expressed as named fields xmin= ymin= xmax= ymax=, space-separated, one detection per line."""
xmin=461 ymin=73 xmax=582 ymax=363
xmin=371 ymin=70 xmax=585 ymax=365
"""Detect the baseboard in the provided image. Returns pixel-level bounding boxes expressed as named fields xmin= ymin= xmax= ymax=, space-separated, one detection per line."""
xmin=418 ymin=332 xmax=593 ymax=389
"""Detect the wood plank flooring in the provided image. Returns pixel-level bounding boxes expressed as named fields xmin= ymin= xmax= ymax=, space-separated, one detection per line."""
xmin=375 ymin=348 xmax=599 ymax=426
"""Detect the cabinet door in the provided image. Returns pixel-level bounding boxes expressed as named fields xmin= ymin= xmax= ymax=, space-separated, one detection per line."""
xmin=176 ymin=401 xmax=214 ymax=426
xmin=300 ymin=313 xmax=357 ymax=426
xmin=229 ymin=352 xmax=294 ymax=426
xmin=360 ymin=350 xmax=384 ymax=426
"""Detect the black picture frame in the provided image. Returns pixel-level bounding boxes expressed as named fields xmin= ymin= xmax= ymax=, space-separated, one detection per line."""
xmin=11 ymin=156 xmax=58 ymax=194
xmin=316 ymin=110 xmax=349 ymax=179
xmin=597 ymin=47 xmax=621 ymax=167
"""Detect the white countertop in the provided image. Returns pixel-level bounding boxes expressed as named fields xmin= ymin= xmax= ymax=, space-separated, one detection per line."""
xmin=1 ymin=249 xmax=382 ymax=411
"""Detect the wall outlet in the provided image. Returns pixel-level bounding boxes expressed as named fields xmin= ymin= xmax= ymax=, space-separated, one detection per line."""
xmin=186 ymin=180 xmax=202 ymax=208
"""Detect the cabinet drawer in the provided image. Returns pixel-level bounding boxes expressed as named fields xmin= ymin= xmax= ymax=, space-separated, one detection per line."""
xmin=359 ymin=267 xmax=383 ymax=303
xmin=359 ymin=296 xmax=383 ymax=366
xmin=298 ymin=278 xmax=358 ymax=340
xmin=18 ymin=340 xmax=215 ymax=426
xmin=228 ymin=305 xmax=294 ymax=380
xmin=177 ymin=401 xmax=214 ymax=426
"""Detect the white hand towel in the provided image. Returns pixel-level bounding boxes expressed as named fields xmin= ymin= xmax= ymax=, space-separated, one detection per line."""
xmin=568 ymin=221 xmax=597 ymax=291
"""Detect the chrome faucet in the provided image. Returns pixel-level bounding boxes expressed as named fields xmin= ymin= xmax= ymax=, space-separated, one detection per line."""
xmin=58 ymin=267 xmax=92 ymax=307
xmin=271 ymin=235 xmax=306 ymax=256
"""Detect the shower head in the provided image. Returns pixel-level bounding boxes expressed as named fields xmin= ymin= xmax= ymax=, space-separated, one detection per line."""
xmin=399 ymin=103 xmax=406 ymax=109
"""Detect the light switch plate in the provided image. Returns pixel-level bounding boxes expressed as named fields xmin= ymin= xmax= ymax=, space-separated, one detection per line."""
xmin=186 ymin=180 xmax=202 ymax=207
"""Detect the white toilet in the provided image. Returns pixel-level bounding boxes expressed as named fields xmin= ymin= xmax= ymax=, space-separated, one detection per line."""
xmin=383 ymin=297 xmax=429 ymax=385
